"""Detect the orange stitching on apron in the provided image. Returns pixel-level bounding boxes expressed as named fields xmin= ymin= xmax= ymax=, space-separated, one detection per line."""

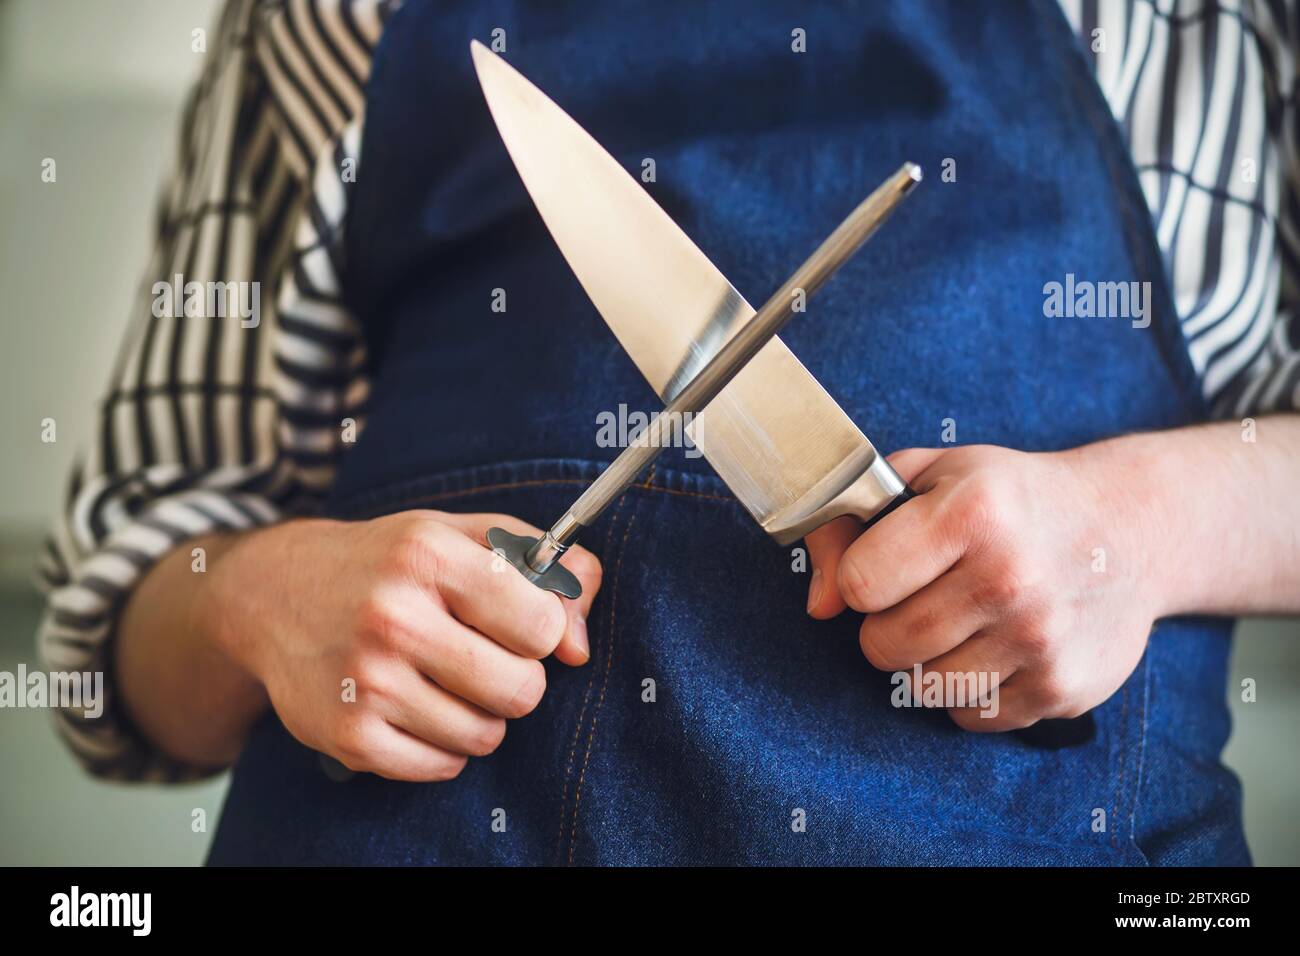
xmin=565 ymin=485 xmax=643 ymax=864
xmin=1129 ymin=653 xmax=1153 ymax=862
xmin=630 ymin=483 xmax=734 ymax=503
xmin=415 ymin=478 xmax=590 ymax=502
xmin=554 ymin=487 xmax=633 ymax=862
xmin=1112 ymin=680 xmax=1129 ymax=852
xmin=392 ymin=476 xmax=737 ymax=506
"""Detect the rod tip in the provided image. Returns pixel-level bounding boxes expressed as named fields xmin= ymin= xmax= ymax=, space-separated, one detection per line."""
xmin=903 ymin=162 xmax=923 ymax=186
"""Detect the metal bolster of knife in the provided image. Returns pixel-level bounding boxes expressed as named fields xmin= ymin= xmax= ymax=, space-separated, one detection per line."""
xmin=763 ymin=448 xmax=912 ymax=546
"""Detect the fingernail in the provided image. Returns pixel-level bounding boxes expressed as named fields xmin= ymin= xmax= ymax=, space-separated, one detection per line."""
xmin=807 ymin=568 xmax=823 ymax=614
xmin=571 ymin=616 xmax=590 ymax=662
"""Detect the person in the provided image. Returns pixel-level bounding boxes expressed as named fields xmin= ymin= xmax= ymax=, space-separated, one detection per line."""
xmin=38 ymin=0 xmax=1300 ymax=864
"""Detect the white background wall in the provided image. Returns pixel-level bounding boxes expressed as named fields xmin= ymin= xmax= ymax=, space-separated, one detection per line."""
xmin=0 ymin=0 xmax=219 ymax=576
xmin=0 ymin=0 xmax=227 ymax=865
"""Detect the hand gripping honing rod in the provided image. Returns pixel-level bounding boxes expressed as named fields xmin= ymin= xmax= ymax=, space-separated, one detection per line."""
xmin=487 ymin=163 xmax=922 ymax=598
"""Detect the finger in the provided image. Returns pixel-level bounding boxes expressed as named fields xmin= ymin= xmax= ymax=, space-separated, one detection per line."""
xmin=904 ymin=630 xmax=1017 ymax=727
xmin=551 ymin=545 xmax=601 ymax=665
xmin=555 ymin=587 xmax=593 ymax=666
xmin=803 ymin=516 xmax=862 ymax=619
xmin=947 ymin=674 xmax=1042 ymax=733
xmin=414 ymin=616 xmax=548 ymax=719
xmin=378 ymin=667 xmax=509 ymax=758
xmin=414 ymin=520 xmax=569 ymax=659
xmin=886 ymin=447 xmax=948 ymax=485
xmin=436 ymin=511 xmax=601 ymax=664
xmin=857 ymin=563 xmax=1000 ymax=670
xmin=805 ymin=448 xmax=952 ymax=618
xmin=836 ymin=488 xmax=966 ymax=613
xmin=337 ymin=719 xmax=468 ymax=783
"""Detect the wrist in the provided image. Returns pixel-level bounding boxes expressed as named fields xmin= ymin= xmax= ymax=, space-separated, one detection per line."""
xmin=191 ymin=528 xmax=273 ymax=690
xmin=1059 ymin=433 xmax=1184 ymax=619
xmin=116 ymin=527 xmax=273 ymax=767
xmin=196 ymin=517 xmax=342 ymax=682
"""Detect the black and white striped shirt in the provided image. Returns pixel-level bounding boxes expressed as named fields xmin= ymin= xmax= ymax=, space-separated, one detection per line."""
xmin=37 ymin=0 xmax=1300 ymax=780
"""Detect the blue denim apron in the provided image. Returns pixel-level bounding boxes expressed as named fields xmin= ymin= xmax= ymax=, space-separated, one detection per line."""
xmin=208 ymin=0 xmax=1249 ymax=865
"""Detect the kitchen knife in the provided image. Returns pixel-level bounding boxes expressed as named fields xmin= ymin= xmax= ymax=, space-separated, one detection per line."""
xmin=471 ymin=41 xmax=917 ymax=596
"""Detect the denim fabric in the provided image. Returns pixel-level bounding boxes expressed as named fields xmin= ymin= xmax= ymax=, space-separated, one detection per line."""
xmin=208 ymin=0 xmax=1248 ymax=865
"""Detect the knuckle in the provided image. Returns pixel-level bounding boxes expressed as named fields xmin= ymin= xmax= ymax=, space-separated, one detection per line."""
xmin=971 ymin=560 xmax=1026 ymax=612
xmin=341 ymin=650 xmax=382 ymax=694
xmin=1054 ymin=698 xmax=1091 ymax=720
xmin=859 ymin=621 xmax=906 ymax=671
xmin=503 ymin=662 xmax=547 ymax=718
xmin=336 ymin=752 xmax=369 ymax=773
xmin=838 ymin=553 xmax=879 ymax=613
xmin=332 ymin=715 xmax=379 ymax=768
xmin=1033 ymin=666 xmax=1078 ymax=711
xmin=946 ymin=706 xmax=983 ymax=733
xmin=523 ymin=599 xmax=567 ymax=658
xmin=466 ymin=718 xmax=508 ymax=757
xmin=355 ymin=661 xmax=399 ymax=704
xmin=390 ymin=516 xmax=447 ymax=577
xmin=1017 ymin=625 xmax=1053 ymax=659
xmin=354 ymin=594 xmax=402 ymax=648
xmin=429 ymin=753 xmax=469 ymax=782
xmin=1013 ymin=605 xmax=1059 ymax=657
xmin=954 ymin=474 xmax=1006 ymax=540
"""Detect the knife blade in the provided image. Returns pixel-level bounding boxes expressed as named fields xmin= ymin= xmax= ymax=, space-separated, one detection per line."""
xmin=471 ymin=41 xmax=916 ymax=595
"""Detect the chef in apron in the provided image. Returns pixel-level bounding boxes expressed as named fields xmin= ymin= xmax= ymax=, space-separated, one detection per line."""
xmin=198 ymin=0 xmax=1267 ymax=865
xmin=54 ymin=0 xmax=1296 ymax=866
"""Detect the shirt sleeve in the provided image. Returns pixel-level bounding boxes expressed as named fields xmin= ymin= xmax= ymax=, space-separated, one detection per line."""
xmin=1213 ymin=0 xmax=1300 ymax=418
xmin=1060 ymin=0 xmax=1300 ymax=417
xmin=35 ymin=0 xmax=392 ymax=781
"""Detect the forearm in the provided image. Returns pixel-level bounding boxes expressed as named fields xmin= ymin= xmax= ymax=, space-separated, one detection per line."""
xmin=116 ymin=531 xmax=269 ymax=769
xmin=1074 ymin=415 xmax=1300 ymax=617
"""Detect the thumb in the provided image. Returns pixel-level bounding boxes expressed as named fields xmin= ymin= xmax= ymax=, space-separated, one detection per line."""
xmin=552 ymin=544 xmax=602 ymax=667
xmin=803 ymin=516 xmax=862 ymax=619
